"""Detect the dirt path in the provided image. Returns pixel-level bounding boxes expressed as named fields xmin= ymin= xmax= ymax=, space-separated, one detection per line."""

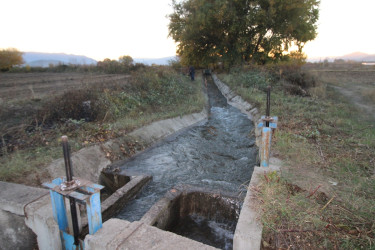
xmin=330 ymin=85 xmax=375 ymax=120
xmin=313 ymin=70 xmax=375 ymax=121
xmin=331 ymin=84 xmax=375 ymax=120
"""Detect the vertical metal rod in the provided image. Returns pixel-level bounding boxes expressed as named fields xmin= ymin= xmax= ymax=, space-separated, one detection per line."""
xmin=69 ymin=197 xmax=80 ymax=246
xmin=266 ymin=86 xmax=271 ymax=127
xmin=61 ymin=136 xmax=80 ymax=246
xmin=62 ymin=136 xmax=73 ymax=182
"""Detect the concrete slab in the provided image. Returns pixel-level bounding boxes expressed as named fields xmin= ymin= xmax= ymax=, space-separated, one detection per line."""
xmin=84 ymin=219 xmax=218 ymax=250
xmin=0 ymin=181 xmax=48 ymax=215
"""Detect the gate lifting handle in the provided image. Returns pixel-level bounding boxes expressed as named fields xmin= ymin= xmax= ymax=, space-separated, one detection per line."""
xmin=62 ymin=136 xmax=80 ymax=247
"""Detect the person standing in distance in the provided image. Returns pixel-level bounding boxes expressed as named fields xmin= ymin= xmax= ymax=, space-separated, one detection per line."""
xmin=189 ymin=66 xmax=195 ymax=81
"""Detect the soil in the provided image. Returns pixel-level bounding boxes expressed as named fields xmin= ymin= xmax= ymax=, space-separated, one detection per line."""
xmin=0 ymin=72 xmax=130 ymax=102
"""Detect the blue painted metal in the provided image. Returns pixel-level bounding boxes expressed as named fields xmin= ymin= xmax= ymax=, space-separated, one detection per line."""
xmin=61 ymin=231 xmax=82 ymax=250
xmin=43 ymin=177 xmax=104 ymax=249
xmin=69 ymin=191 xmax=90 ymax=202
xmin=49 ymin=178 xmax=69 ymax=232
xmin=261 ymin=127 xmax=272 ymax=167
xmin=258 ymin=116 xmax=278 ymax=129
xmin=86 ymin=192 xmax=103 ymax=235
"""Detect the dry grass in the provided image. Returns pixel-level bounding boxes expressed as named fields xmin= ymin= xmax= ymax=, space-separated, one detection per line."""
xmin=219 ymin=65 xmax=375 ymax=249
xmin=361 ymin=88 xmax=375 ymax=102
xmin=256 ymin=171 xmax=374 ymax=249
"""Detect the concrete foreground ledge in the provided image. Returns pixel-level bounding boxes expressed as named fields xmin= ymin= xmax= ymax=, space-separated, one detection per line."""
xmin=0 ymin=181 xmax=48 ymax=215
xmin=233 ymin=159 xmax=281 ymax=250
xmin=84 ymin=218 xmax=218 ymax=250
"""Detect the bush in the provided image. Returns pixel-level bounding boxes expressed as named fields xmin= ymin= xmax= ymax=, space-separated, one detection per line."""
xmin=130 ymin=67 xmax=194 ymax=108
xmin=229 ymin=66 xmax=272 ymax=91
xmin=40 ymin=89 xmax=105 ymax=125
xmin=266 ymin=64 xmax=320 ymax=96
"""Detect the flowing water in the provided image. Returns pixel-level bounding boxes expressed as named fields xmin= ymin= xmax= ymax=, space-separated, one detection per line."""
xmin=115 ymin=77 xmax=257 ymax=248
xmin=170 ymin=214 xmax=236 ymax=250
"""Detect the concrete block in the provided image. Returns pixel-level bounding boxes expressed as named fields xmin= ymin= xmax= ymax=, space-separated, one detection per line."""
xmin=24 ymin=194 xmax=61 ymax=250
xmin=0 ymin=181 xmax=48 ymax=215
xmin=84 ymin=219 xmax=132 ymax=249
xmin=0 ymin=181 xmax=49 ymax=250
xmin=0 ymin=209 xmax=37 ymax=250
xmin=84 ymin=219 xmax=218 ymax=250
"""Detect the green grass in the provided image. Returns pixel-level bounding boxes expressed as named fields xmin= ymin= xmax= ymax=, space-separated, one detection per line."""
xmin=219 ymin=67 xmax=375 ymax=249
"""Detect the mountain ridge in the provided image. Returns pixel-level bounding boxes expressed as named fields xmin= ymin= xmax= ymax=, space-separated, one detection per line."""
xmin=22 ymin=52 xmax=176 ymax=67
xmin=23 ymin=52 xmax=97 ymax=67
xmin=308 ymin=52 xmax=375 ymax=63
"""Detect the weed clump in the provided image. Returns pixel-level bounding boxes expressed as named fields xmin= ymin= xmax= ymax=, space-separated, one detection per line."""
xmin=41 ymin=89 xmax=103 ymax=125
xmin=271 ymin=64 xmax=319 ymax=96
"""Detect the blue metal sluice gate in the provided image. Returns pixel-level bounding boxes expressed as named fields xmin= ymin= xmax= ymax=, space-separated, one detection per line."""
xmin=43 ymin=136 xmax=104 ymax=250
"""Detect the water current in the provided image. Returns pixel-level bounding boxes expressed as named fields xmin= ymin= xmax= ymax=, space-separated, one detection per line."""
xmin=115 ymin=77 xmax=257 ymax=248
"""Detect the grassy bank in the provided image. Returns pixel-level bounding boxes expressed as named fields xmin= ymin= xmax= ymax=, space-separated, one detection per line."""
xmin=219 ymin=66 xmax=375 ymax=249
xmin=0 ymin=67 xmax=205 ymax=184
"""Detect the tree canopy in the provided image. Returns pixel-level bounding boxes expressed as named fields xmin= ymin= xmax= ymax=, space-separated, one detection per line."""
xmin=97 ymin=55 xmax=134 ymax=73
xmin=168 ymin=0 xmax=319 ymax=67
xmin=0 ymin=48 xmax=24 ymax=71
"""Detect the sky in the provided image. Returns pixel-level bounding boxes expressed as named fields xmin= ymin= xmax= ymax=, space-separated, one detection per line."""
xmin=1 ymin=0 xmax=375 ymax=61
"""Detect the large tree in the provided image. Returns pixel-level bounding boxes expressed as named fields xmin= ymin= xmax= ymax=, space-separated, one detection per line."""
xmin=168 ymin=0 xmax=319 ymax=67
xmin=0 ymin=48 xmax=24 ymax=71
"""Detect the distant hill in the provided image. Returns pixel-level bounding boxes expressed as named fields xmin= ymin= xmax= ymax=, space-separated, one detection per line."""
xmin=22 ymin=52 xmax=176 ymax=67
xmin=133 ymin=56 xmax=177 ymax=65
xmin=338 ymin=52 xmax=375 ymax=62
xmin=23 ymin=52 xmax=97 ymax=67
xmin=308 ymin=52 xmax=375 ymax=63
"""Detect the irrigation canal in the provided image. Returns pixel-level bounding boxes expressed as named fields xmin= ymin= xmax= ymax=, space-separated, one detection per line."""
xmin=114 ymin=76 xmax=257 ymax=249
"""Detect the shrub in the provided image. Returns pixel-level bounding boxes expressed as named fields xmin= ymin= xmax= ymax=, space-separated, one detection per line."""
xmin=40 ymin=89 xmax=104 ymax=125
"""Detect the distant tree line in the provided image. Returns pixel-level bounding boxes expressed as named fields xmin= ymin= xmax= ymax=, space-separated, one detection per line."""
xmin=96 ymin=55 xmax=146 ymax=74
xmin=0 ymin=51 xmax=148 ymax=74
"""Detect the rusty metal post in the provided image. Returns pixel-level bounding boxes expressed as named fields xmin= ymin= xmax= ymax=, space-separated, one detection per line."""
xmin=260 ymin=127 xmax=272 ymax=167
xmin=61 ymin=136 xmax=80 ymax=247
xmin=259 ymin=86 xmax=274 ymax=167
xmin=266 ymin=86 xmax=271 ymax=127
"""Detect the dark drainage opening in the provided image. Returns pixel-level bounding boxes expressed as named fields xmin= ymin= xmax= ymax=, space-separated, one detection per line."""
xmin=141 ymin=185 xmax=240 ymax=250
xmin=170 ymin=213 xmax=236 ymax=249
